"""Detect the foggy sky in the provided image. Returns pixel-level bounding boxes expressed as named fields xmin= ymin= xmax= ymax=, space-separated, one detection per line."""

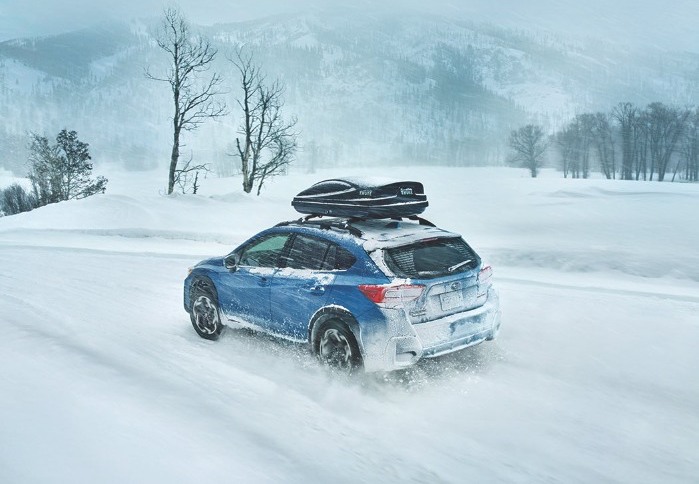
xmin=1 ymin=0 xmax=698 ymax=52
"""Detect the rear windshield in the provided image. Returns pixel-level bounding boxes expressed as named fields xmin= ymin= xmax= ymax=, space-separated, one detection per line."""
xmin=383 ymin=237 xmax=480 ymax=279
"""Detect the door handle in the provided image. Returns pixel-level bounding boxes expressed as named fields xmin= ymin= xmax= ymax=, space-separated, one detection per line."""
xmin=310 ymin=285 xmax=325 ymax=295
xmin=257 ymin=277 xmax=269 ymax=287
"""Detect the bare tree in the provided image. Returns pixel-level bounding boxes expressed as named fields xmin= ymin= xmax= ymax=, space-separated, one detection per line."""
xmin=591 ymin=112 xmax=616 ymax=179
xmin=633 ymin=112 xmax=649 ymax=180
xmin=574 ymin=113 xmax=596 ymax=179
xmin=644 ymin=102 xmax=689 ymax=181
xmin=147 ymin=7 xmax=226 ymax=195
xmin=679 ymin=108 xmax=699 ymax=182
xmin=508 ymin=124 xmax=548 ymax=177
xmin=229 ymin=49 xmax=298 ymax=195
xmin=555 ymin=124 xmax=577 ymax=178
xmin=612 ymin=102 xmax=638 ymax=180
xmin=555 ymin=115 xmax=592 ymax=179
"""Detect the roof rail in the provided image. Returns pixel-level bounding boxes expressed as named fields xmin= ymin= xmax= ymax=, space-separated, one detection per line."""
xmin=275 ymin=214 xmax=436 ymax=237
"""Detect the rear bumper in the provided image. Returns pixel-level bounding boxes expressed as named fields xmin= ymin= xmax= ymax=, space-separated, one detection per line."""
xmin=360 ymin=288 xmax=501 ymax=372
xmin=417 ymin=295 xmax=501 ymax=357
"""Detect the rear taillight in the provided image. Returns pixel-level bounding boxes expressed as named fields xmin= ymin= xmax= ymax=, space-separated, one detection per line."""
xmin=477 ymin=264 xmax=493 ymax=297
xmin=478 ymin=265 xmax=492 ymax=284
xmin=358 ymin=284 xmax=424 ymax=307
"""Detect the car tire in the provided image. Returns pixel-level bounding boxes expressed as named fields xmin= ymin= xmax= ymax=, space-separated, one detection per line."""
xmin=315 ymin=319 xmax=362 ymax=373
xmin=190 ymin=286 xmax=223 ymax=340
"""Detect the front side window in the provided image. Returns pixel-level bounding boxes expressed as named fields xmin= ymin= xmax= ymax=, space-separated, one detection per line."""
xmin=238 ymin=234 xmax=290 ymax=268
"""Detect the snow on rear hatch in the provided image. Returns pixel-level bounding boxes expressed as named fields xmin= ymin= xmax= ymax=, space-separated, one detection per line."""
xmin=382 ymin=236 xmax=482 ymax=323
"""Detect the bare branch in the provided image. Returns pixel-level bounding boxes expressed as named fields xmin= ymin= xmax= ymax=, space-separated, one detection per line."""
xmin=174 ymin=152 xmax=211 ymax=194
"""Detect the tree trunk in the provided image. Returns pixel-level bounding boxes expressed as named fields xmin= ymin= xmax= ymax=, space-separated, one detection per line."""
xmin=242 ymin=148 xmax=253 ymax=193
xmin=168 ymin=127 xmax=180 ymax=195
xmin=671 ymin=158 xmax=681 ymax=182
xmin=625 ymin=123 xmax=637 ymax=180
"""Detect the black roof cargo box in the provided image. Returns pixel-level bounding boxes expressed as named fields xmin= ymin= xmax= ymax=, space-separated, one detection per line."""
xmin=291 ymin=178 xmax=428 ymax=219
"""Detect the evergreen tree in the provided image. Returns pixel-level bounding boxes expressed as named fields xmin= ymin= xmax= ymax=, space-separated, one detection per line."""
xmin=28 ymin=129 xmax=107 ymax=206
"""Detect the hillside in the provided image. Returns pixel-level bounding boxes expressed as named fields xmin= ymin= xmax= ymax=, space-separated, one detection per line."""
xmin=1 ymin=11 xmax=698 ymax=175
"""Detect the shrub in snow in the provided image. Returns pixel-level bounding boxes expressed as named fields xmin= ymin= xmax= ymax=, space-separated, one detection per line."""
xmin=0 ymin=183 xmax=38 ymax=215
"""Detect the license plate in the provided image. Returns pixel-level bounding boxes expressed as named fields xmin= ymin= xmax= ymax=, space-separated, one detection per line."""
xmin=440 ymin=290 xmax=464 ymax=311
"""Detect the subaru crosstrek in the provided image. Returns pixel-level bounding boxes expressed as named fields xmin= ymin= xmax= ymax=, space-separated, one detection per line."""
xmin=184 ymin=217 xmax=502 ymax=372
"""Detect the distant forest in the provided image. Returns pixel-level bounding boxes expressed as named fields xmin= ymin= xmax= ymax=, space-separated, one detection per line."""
xmin=551 ymin=102 xmax=698 ymax=182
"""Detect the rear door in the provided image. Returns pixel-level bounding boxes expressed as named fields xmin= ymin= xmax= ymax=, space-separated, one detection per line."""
xmin=268 ymin=234 xmax=335 ymax=340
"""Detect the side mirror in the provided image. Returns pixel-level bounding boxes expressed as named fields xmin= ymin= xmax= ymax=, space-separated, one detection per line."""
xmin=224 ymin=254 xmax=238 ymax=271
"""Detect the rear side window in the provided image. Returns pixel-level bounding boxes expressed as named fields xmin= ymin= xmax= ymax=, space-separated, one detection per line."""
xmin=286 ymin=235 xmax=330 ymax=270
xmin=286 ymin=235 xmax=356 ymax=271
xmin=321 ymin=244 xmax=356 ymax=271
xmin=383 ymin=237 xmax=479 ymax=279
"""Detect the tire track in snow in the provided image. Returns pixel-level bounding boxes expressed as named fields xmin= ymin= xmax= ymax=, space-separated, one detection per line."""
xmin=0 ymin=249 xmax=448 ymax=483
xmin=0 ymin=241 xmax=212 ymax=261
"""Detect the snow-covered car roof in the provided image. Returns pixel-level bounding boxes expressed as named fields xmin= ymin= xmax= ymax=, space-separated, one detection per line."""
xmin=276 ymin=216 xmax=459 ymax=251
xmin=352 ymin=219 xmax=458 ymax=251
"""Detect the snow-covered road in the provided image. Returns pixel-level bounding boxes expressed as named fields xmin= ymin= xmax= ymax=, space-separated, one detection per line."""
xmin=1 ymin=243 xmax=696 ymax=483
xmin=1 ymin=167 xmax=698 ymax=482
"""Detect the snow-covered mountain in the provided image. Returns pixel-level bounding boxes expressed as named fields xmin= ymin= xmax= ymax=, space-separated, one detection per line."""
xmin=1 ymin=11 xmax=698 ymax=174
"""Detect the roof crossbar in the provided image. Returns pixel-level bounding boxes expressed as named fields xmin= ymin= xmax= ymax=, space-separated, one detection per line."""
xmin=275 ymin=214 xmax=435 ymax=237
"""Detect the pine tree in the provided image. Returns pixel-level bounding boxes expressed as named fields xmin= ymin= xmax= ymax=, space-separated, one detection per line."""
xmin=28 ymin=129 xmax=107 ymax=206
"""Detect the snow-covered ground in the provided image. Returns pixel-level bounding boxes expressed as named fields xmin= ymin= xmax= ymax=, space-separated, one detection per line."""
xmin=1 ymin=166 xmax=698 ymax=483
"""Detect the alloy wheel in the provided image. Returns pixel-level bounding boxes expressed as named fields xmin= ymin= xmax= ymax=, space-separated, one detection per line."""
xmin=319 ymin=328 xmax=353 ymax=369
xmin=192 ymin=295 xmax=220 ymax=335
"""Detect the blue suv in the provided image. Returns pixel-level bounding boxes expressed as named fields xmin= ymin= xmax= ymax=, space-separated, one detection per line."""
xmin=184 ymin=217 xmax=501 ymax=372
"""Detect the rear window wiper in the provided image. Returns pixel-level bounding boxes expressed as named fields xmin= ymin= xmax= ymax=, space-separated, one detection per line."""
xmin=447 ymin=259 xmax=472 ymax=273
